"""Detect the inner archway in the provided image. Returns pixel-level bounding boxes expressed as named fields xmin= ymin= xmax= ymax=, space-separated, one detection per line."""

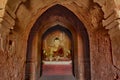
xmin=40 ymin=25 xmax=75 ymax=80
xmin=25 ymin=4 xmax=90 ymax=80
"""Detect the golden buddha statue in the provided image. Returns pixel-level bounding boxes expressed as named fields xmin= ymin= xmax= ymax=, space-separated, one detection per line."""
xmin=43 ymin=37 xmax=71 ymax=61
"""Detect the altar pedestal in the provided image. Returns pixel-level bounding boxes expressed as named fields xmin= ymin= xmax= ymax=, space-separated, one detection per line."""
xmin=40 ymin=61 xmax=75 ymax=80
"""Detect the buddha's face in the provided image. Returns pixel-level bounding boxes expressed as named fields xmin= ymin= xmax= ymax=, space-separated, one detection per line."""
xmin=54 ymin=39 xmax=60 ymax=47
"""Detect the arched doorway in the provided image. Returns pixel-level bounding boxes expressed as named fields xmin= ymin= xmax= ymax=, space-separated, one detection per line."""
xmin=40 ymin=25 xmax=75 ymax=80
xmin=25 ymin=4 xmax=90 ymax=80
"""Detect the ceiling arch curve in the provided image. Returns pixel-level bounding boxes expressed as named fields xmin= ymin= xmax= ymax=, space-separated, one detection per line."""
xmin=26 ymin=4 xmax=90 ymax=80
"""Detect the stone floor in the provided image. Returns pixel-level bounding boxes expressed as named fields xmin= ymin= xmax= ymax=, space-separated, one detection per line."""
xmin=40 ymin=75 xmax=76 ymax=80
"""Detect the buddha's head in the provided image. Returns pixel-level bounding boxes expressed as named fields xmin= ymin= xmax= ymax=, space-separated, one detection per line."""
xmin=54 ymin=37 xmax=60 ymax=47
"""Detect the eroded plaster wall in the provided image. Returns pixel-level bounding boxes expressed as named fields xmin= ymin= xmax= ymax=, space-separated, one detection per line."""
xmin=0 ymin=0 xmax=120 ymax=80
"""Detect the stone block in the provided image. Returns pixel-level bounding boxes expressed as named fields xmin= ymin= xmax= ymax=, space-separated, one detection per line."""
xmin=0 ymin=0 xmax=7 ymax=9
xmin=0 ymin=18 xmax=13 ymax=30
xmin=114 ymin=0 xmax=120 ymax=9
xmin=94 ymin=0 xmax=116 ymax=19
xmin=109 ymin=24 xmax=120 ymax=70
xmin=0 ymin=9 xmax=5 ymax=17
xmin=105 ymin=19 xmax=120 ymax=29
xmin=115 ymin=9 xmax=120 ymax=18
xmin=7 ymin=0 xmax=22 ymax=13
xmin=102 ymin=0 xmax=116 ymax=18
xmin=0 ymin=18 xmax=3 ymax=23
xmin=103 ymin=11 xmax=117 ymax=27
xmin=6 ymin=5 xmax=16 ymax=19
xmin=0 ymin=22 xmax=10 ymax=38
xmin=111 ymin=33 xmax=120 ymax=70
xmin=93 ymin=0 xmax=106 ymax=7
xmin=3 ymin=11 xmax=15 ymax=27
xmin=28 ymin=0 xmax=55 ymax=14
xmin=74 ymin=0 xmax=89 ymax=9
xmin=108 ymin=24 xmax=120 ymax=36
xmin=16 ymin=4 xmax=31 ymax=30
xmin=103 ymin=9 xmax=120 ymax=28
xmin=93 ymin=0 xmax=115 ymax=18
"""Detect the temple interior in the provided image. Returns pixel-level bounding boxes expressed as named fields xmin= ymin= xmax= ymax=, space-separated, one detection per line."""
xmin=0 ymin=0 xmax=120 ymax=80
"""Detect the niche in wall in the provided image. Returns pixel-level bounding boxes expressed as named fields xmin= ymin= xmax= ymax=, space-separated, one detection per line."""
xmin=40 ymin=25 xmax=75 ymax=80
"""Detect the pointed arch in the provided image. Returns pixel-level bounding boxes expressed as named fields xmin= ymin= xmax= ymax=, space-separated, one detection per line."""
xmin=25 ymin=4 xmax=91 ymax=80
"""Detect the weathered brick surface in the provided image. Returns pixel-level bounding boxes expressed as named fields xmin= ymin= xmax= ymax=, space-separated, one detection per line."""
xmin=0 ymin=0 xmax=7 ymax=9
xmin=0 ymin=0 xmax=120 ymax=80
